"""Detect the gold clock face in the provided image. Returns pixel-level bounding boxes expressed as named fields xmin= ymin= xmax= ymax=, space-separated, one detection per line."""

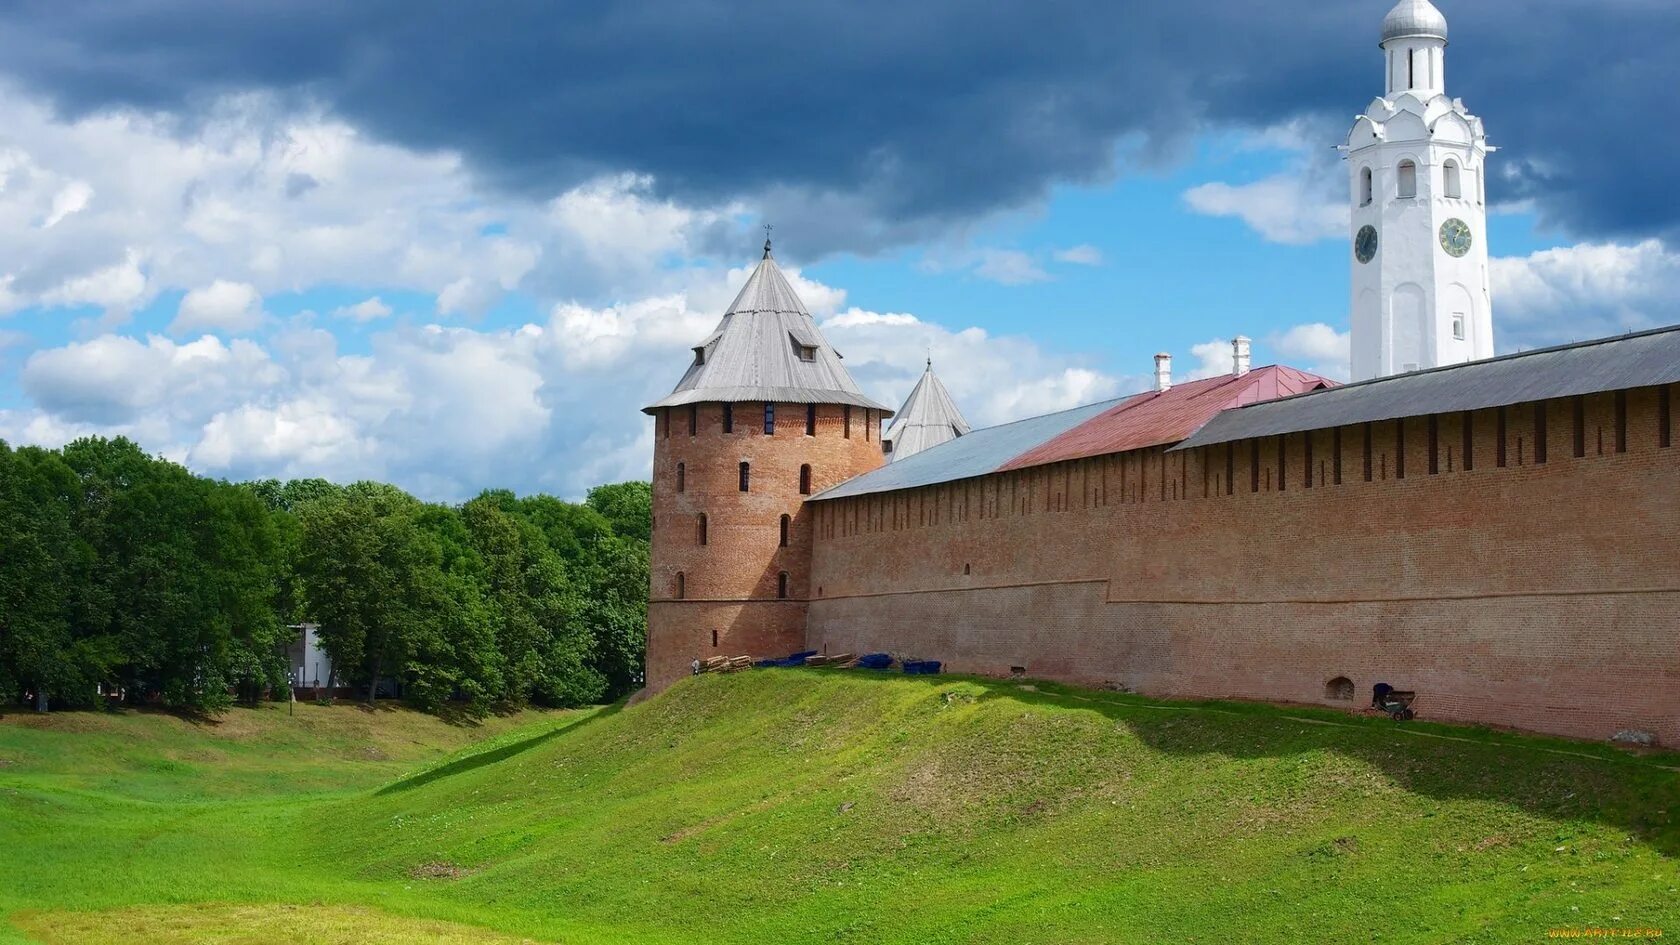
xmin=1440 ymin=218 xmax=1472 ymax=258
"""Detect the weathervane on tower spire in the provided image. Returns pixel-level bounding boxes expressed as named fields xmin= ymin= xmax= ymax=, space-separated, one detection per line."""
xmin=762 ymin=223 xmax=774 ymax=259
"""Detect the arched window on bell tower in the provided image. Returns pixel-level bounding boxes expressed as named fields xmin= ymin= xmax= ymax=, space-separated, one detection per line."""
xmin=1443 ymin=158 xmax=1462 ymax=199
xmin=1360 ymin=167 xmax=1374 ymax=207
xmin=1397 ymin=160 xmax=1418 ymax=199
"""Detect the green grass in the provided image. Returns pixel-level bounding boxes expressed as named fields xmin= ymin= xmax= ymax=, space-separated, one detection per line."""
xmin=3 ymin=673 xmax=1677 ymax=944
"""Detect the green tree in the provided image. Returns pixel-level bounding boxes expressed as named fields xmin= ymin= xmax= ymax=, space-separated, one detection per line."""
xmin=572 ymin=533 xmax=648 ymax=698
xmin=586 ymin=481 xmax=652 ymax=543
xmin=462 ymin=493 xmax=602 ymax=706
xmin=295 ymin=484 xmax=502 ymax=712
xmin=0 ymin=443 xmax=115 ymax=709
xmin=58 ymin=438 xmax=281 ymax=711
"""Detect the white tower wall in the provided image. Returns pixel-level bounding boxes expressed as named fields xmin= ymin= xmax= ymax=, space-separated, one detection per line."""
xmin=1347 ymin=0 xmax=1494 ymax=381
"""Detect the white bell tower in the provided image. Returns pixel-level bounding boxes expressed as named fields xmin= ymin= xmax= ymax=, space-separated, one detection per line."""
xmin=1345 ymin=0 xmax=1494 ymax=381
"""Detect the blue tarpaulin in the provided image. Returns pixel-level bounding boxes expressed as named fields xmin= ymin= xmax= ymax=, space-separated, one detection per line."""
xmin=854 ymin=653 xmax=893 ymax=670
xmin=756 ymin=650 xmax=821 ymax=669
xmin=901 ymin=660 xmax=942 ymax=675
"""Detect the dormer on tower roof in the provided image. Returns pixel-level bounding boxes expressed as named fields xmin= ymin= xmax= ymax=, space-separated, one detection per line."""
xmin=882 ymin=359 xmax=970 ymax=462
xmin=643 ymin=243 xmax=891 ymax=414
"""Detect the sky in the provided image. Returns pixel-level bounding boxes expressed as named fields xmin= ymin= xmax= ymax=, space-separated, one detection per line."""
xmin=1 ymin=0 xmax=1678 ymax=501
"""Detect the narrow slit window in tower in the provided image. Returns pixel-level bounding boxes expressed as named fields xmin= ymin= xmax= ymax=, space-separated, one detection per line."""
xmin=1496 ymin=406 xmax=1508 ymax=467
xmin=1614 ymin=390 xmax=1627 ymax=453
xmin=1660 ymin=386 xmax=1673 ymax=448
xmin=1572 ymin=396 xmax=1586 ymax=458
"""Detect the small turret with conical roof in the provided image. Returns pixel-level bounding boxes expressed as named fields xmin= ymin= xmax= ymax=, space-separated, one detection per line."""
xmin=643 ymin=238 xmax=892 ymax=689
xmin=883 ymin=358 xmax=970 ymax=463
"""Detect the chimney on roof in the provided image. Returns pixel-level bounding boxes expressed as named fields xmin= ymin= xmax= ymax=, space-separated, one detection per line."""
xmin=1232 ymin=335 xmax=1252 ymax=377
xmin=1153 ymin=353 xmax=1172 ymax=392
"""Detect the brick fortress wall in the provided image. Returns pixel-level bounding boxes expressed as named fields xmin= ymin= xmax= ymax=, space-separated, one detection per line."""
xmin=806 ymin=383 xmax=1680 ymax=744
xmin=646 ymin=399 xmax=886 ymax=688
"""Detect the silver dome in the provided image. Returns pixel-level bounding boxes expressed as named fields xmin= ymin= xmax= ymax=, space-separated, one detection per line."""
xmin=1381 ymin=0 xmax=1448 ymax=45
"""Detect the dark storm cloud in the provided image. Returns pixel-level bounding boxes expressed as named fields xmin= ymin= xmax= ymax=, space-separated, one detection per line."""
xmin=0 ymin=0 xmax=1673 ymax=249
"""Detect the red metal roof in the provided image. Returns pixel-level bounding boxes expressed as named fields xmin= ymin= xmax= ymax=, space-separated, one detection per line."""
xmin=997 ymin=365 xmax=1335 ymax=472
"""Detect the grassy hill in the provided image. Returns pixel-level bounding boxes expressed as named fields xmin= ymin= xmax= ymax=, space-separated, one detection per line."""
xmin=3 ymin=673 xmax=1677 ymax=944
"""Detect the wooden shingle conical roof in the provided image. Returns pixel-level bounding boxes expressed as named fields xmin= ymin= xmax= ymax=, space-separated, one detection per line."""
xmin=644 ymin=241 xmax=891 ymax=414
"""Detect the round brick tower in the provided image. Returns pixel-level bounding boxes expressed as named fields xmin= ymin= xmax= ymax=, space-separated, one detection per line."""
xmin=642 ymin=239 xmax=890 ymax=690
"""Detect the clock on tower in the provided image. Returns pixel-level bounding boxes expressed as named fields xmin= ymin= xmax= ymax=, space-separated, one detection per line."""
xmin=1343 ymin=0 xmax=1495 ymax=381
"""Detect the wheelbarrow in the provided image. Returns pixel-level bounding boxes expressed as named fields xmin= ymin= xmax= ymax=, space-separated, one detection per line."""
xmin=1371 ymin=683 xmax=1416 ymax=721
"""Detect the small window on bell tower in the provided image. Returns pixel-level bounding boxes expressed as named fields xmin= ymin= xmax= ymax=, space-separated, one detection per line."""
xmin=1360 ymin=167 xmax=1373 ymax=207
xmin=1443 ymin=159 xmax=1462 ymax=199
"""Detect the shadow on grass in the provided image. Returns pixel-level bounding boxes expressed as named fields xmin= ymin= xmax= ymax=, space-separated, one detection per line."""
xmin=376 ymin=702 xmax=624 ymax=796
xmin=728 ymin=667 xmax=1680 ymax=858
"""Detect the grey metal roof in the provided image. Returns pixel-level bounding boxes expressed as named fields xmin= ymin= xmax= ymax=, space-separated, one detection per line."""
xmin=883 ymin=361 xmax=972 ymax=463
xmin=1381 ymin=0 xmax=1448 ymax=45
xmin=1175 ymin=324 xmax=1680 ymax=452
xmin=811 ymin=394 xmax=1122 ymax=501
xmin=643 ymin=241 xmax=892 ymax=414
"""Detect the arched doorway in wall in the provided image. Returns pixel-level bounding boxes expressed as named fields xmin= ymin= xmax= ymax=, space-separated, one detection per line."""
xmin=1325 ymin=676 xmax=1355 ymax=702
xmin=1390 ymin=283 xmax=1427 ymax=372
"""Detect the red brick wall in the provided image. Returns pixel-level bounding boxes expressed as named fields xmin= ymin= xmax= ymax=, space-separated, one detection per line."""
xmin=646 ymin=400 xmax=885 ymax=688
xmin=806 ymin=383 xmax=1680 ymax=745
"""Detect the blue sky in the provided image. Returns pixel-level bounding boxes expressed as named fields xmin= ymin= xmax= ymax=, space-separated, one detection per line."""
xmin=1 ymin=1 xmax=1676 ymax=500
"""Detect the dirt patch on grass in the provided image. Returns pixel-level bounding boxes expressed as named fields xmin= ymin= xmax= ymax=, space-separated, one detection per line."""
xmin=410 ymin=860 xmax=474 ymax=880
xmin=11 ymin=903 xmax=547 ymax=944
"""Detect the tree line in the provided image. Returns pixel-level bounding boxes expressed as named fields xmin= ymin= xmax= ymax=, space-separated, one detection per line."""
xmin=0 ymin=436 xmax=648 ymax=714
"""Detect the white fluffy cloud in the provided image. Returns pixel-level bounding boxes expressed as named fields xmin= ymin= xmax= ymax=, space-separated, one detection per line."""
xmin=1490 ymin=239 xmax=1680 ymax=349
xmin=1269 ymin=322 xmax=1351 ymax=381
xmin=171 ymin=280 xmax=265 ymax=335
xmin=1054 ymin=244 xmax=1104 ymax=266
xmin=0 ymin=88 xmax=739 ymax=325
xmin=1181 ymin=123 xmax=1345 ymax=246
xmin=1180 ymin=322 xmax=1350 ymax=383
xmin=1183 ymin=172 xmax=1343 ymax=245
xmin=21 ymin=333 xmax=283 ymax=426
xmin=819 ymin=307 xmax=1127 ymax=427
xmin=3 ymin=263 xmax=1132 ymax=499
xmin=331 ymin=296 xmax=393 ymax=322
